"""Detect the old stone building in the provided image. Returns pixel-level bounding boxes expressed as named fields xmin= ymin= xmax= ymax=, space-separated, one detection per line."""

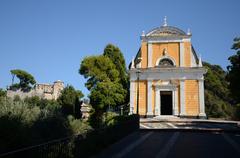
xmin=7 ymin=80 xmax=64 ymax=100
xmin=129 ymin=18 xmax=207 ymax=118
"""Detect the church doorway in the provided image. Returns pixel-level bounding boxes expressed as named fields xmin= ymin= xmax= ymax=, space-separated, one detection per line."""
xmin=160 ymin=91 xmax=173 ymax=115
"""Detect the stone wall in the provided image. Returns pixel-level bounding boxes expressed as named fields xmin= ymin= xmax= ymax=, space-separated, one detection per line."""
xmin=7 ymin=80 xmax=64 ymax=100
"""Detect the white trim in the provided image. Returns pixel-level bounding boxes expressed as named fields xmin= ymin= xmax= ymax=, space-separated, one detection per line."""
xmin=129 ymin=68 xmax=206 ymax=81
xmin=180 ymin=80 xmax=186 ymax=116
xmin=172 ymin=90 xmax=175 ymax=115
xmin=155 ymin=83 xmax=177 ymax=116
xmin=129 ymin=81 xmax=135 ymax=114
xmin=155 ymin=89 xmax=160 ymax=115
xmin=147 ymin=80 xmax=153 ymax=116
xmin=155 ymin=56 xmax=176 ymax=66
xmin=174 ymin=89 xmax=178 ymax=115
xmin=198 ymin=79 xmax=206 ymax=117
xmin=141 ymin=37 xmax=191 ymax=43
xmin=180 ymin=42 xmax=185 ymax=67
xmin=147 ymin=43 xmax=152 ymax=67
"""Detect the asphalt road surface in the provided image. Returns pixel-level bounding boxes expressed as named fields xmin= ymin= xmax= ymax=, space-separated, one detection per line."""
xmin=95 ymin=130 xmax=240 ymax=158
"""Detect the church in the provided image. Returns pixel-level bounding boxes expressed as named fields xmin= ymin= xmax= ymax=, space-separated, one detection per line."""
xmin=129 ymin=18 xmax=207 ymax=118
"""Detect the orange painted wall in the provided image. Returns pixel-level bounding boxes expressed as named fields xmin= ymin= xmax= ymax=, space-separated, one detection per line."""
xmin=134 ymin=81 xmax=147 ymax=115
xmin=185 ymin=80 xmax=199 ymax=115
xmin=152 ymin=43 xmax=180 ymax=67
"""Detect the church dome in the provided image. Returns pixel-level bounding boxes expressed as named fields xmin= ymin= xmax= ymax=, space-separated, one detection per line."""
xmin=146 ymin=26 xmax=187 ymax=37
xmin=141 ymin=17 xmax=190 ymax=38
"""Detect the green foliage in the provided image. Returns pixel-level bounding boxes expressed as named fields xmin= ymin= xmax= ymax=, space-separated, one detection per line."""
xmin=57 ymin=85 xmax=84 ymax=117
xmin=10 ymin=69 xmax=36 ymax=92
xmin=0 ymin=98 xmax=41 ymax=125
xmin=79 ymin=55 xmax=120 ymax=90
xmin=90 ymin=81 xmax=126 ymax=110
xmin=203 ymin=62 xmax=231 ymax=102
xmin=101 ymin=111 xmax=119 ymax=127
xmin=203 ymin=62 xmax=234 ymax=119
xmin=0 ymin=88 xmax=6 ymax=97
xmin=103 ymin=44 xmax=128 ymax=88
xmin=0 ymin=97 xmax=92 ymax=154
xmin=227 ymin=37 xmax=240 ymax=103
xmin=79 ymin=50 xmax=127 ymax=128
xmin=24 ymin=96 xmax=60 ymax=112
xmin=67 ymin=115 xmax=92 ymax=136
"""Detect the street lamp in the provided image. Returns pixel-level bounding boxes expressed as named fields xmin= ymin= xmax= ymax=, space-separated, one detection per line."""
xmin=136 ymin=69 xmax=141 ymax=115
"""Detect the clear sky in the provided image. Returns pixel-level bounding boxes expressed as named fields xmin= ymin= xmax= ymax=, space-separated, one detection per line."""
xmin=0 ymin=0 xmax=239 ymax=97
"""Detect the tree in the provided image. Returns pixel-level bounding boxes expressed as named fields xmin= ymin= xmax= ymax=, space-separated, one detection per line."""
xmin=103 ymin=44 xmax=128 ymax=87
xmin=10 ymin=69 xmax=36 ymax=92
xmin=227 ymin=37 xmax=240 ymax=103
xmin=103 ymin=44 xmax=129 ymax=103
xmin=80 ymin=55 xmax=120 ymax=90
xmin=203 ymin=62 xmax=233 ymax=118
xmin=79 ymin=54 xmax=127 ymax=127
xmin=57 ymin=85 xmax=84 ymax=117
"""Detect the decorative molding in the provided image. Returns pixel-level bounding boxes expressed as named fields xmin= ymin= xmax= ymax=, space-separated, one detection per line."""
xmin=141 ymin=36 xmax=191 ymax=43
xmin=154 ymin=83 xmax=178 ymax=116
xmin=129 ymin=67 xmax=207 ymax=81
xmin=155 ymin=55 xmax=176 ymax=66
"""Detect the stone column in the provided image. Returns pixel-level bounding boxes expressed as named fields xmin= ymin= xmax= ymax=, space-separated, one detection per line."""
xmin=174 ymin=88 xmax=179 ymax=116
xmin=159 ymin=91 xmax=161 ymax=115
xmin=172 ymin=90 xmax=175 ymax=115
xmin=198 ymin=78 xmax=206 ymax=118
xmin=129 ymin=81 xmax=135 ymax=114
xmin=147 ymin=80 xmax=153 ymax=117
xmin=172 ymin=89 xmax=179 ymax=115
xmin=180 ymin=42 xmax=185 ymax=67
xmin=148 ymin=43 xmax=152 ymax=67
xmin=180 ymin=80 xmax=186 ymax=116
xmin=155 ymin=89 xmax=160 ymax=116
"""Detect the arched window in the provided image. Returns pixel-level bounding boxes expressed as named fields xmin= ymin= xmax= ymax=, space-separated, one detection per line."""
xmin=158 ymin=58 xmax=174 ymax=67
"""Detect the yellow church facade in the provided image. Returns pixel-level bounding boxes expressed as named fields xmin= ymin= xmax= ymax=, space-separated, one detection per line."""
xmin=129 ymin=19 xmax=207 ymax=118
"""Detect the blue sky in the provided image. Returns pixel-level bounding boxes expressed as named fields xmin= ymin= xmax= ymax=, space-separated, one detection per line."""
xmin=0 ymin=0 xmax=239 ymax=97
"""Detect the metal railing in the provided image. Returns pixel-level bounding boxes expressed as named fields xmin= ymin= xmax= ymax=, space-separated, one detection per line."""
xmin=0 ymin=114 xmax=139 ymax=158
xmin=0 ymin=135 xmax=76 ymax=158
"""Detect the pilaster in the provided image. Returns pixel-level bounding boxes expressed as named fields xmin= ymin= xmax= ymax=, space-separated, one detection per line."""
xmin=147 ymin=43 xmax=152 ymax=68
xmin=180 ymin=42 xmax=185 ymax=67
xmin=180 ymin=79 xmax=186 ymax=116
xmin=129 ymin=81 xmax=135 ymax=114
xmin=155 ymin=89 xmax=160 ymax=116
xmin=147 ymin=80 xmax=153 ymax=116
xmin=198 ymin=78 xmax=206 ymax=118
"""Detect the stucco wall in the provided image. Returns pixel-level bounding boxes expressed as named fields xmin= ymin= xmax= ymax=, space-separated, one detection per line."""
xmin=185 ymin=80 xmax=199 ymax=115
xmin=152 ymin=43 xmax=180 ymax=67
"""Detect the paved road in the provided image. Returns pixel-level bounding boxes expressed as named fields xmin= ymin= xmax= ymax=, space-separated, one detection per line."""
xmin=140 ymin=121 xmax=240 ymax=130
xmin=140 ymin=118 xmax=240 ymax=131
xmin=95 ymin=130 xmax=240 ymax=158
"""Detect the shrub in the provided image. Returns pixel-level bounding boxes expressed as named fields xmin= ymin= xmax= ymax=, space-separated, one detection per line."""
xmin=67 ymin=115 xmax=92 ymax=136
xmin=102 ymin=111 xmax=119 ymax=127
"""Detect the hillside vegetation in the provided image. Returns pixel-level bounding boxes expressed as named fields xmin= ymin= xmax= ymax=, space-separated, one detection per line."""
xmin=203 ymin=62 xmax=235 ymax=119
